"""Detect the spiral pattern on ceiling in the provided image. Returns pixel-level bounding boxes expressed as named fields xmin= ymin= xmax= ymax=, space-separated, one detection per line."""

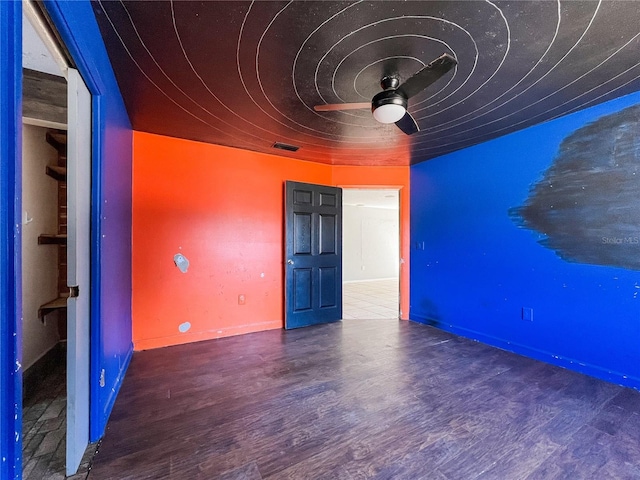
xmin=93 ymin=1 xmax=640 ymax=165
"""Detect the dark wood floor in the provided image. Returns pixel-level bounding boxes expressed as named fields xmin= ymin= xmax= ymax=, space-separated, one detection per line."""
xmin=89 ymin=319 xmax=640 ymax=479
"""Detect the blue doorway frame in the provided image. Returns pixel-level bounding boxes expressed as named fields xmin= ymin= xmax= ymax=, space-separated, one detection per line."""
xmin=41 ymin=0 xmax=133 ymax=446
xmin=1 ymin=2 xmax=134 ymax=476
xmin=0 ymin=1 xmax=23 ymax=478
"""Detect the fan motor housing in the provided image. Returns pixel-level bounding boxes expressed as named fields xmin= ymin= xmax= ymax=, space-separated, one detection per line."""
xmin=371 ymin=89 xmax=408 ymax=113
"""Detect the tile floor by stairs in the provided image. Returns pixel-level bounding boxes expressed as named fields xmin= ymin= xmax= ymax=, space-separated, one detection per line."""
xmin=22 ymin=359 xmax=97 ymax=480
xmin=342 ymin=278 xmax=399 ymax=319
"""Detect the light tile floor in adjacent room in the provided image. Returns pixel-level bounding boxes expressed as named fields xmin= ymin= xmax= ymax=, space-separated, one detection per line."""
xmin=342 ymin=278 xmax=399 ymax=319
xmin=22 ymin=360 xmax=97 ymax=480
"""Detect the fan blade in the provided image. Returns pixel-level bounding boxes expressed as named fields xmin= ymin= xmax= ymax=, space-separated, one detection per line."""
xmin=314 ymin=102 xmax=370 ymax=112
xmin=396 ymin=53 xmax=457 ymax=99
xmin=395 ymin=111 xmax=419 ymax=135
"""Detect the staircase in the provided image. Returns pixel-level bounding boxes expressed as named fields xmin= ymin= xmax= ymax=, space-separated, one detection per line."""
xmin=37 ymin=129 xmax=68 ymax=340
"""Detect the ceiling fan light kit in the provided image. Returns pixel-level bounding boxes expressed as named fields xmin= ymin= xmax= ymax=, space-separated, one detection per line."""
xmin=372 ymin=103 xmax=406 ymax=124
xmin=372 ymin=85 xmax=408 ymax=124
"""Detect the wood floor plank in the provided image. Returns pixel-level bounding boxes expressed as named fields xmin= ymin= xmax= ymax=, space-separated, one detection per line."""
xmin=87 ymin=319 xmax=638 ymax=480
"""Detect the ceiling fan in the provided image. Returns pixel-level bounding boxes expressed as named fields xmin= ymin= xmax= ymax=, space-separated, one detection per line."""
xmin=314 ymin=53 xmax=457 ymax=135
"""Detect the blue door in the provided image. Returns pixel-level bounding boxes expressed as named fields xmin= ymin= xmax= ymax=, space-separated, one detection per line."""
xmin=285 ymin=181 xmax=342 ymax=329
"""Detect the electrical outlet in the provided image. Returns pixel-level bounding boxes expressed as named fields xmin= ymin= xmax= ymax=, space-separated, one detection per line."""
xmin=522 ymin=307 xmax=534 ymax=321
xmin=238 ymin=294 xmax=246 ymax=305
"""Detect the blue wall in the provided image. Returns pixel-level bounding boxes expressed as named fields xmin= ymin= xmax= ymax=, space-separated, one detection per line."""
xmin=410 ymin=91 xmax=640 ymax=389
xmin=43 ymin=1 xmax=133 ymax=441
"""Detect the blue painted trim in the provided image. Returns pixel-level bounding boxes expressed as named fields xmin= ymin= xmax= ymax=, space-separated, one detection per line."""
xmin=89 ymin=94 xmax=104 ymax=443
xmin=43 ymin=0 xmax=133 ymax=442
xmin=43 ymin=1 xmax=109 ymax=443
xmin=410 ymin=314 xmax=640 ymax=391
xmin=0 ymin=2 xmax=22 ymax=478
xmin=41 ymin=2 xmax=104 ymax=96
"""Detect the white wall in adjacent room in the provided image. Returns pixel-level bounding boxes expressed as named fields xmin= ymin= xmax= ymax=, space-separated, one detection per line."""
xmin=343 ymin=189 xmax=399 ymax=282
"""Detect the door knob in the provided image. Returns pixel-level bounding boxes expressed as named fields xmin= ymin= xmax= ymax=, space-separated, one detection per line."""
xmin=287 ymin=259 xmax=294 ymax=265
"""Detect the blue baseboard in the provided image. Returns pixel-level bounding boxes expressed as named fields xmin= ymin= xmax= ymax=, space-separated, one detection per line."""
xmin=410 ymin=312 xmax=640 ymax=391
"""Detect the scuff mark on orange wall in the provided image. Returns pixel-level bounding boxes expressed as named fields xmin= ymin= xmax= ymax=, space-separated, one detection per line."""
xmin=133 ymin=132 xmax=409 ymax=350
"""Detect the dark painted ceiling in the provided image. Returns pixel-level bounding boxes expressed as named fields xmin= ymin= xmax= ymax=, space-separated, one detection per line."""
xmin=92 ymin=1 xmax=640 ymax=166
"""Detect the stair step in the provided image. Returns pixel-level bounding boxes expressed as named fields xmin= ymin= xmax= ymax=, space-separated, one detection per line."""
xmin=38 ymin=234 xmax=67 ymax=245
xmin=45 ymin=131 xmax=67 ymax=154
xmin=45 ymin=165 xmax=67 ymax=182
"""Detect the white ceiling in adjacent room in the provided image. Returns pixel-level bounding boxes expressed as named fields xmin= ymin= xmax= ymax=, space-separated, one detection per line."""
xmin=343 ymin=189 xmax=399 ymax=210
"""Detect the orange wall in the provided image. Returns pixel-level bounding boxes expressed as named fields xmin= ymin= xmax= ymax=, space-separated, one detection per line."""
xmin=133 ymin=132 xmax=409 ymax=350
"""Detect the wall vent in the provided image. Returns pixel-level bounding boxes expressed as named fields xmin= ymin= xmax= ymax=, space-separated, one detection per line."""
xmin=272 ymin=142 xmax=300 ymax=152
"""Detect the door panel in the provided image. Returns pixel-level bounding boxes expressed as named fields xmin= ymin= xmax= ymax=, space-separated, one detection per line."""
xmin=293 ymin=188 xmax=312 ymax=205
xmin=319 ymin=267 xmax=338 ymax=307
xmin=319 ymin=214 xmax=337 ymax=254
xmin=66 ymin=68 xmax=91 ymax=476
xmin=294 ymin=269 xmax=313 ymax=311
xmin=294 ymin=213 xmax=312 ymax=254
xmin=320 ymin=192 xmax=337 ymax=206
xmin=285 ymin=181 xmax=342 ymax=329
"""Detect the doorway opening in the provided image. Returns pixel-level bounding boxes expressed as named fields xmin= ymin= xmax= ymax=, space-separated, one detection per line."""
xmin=21 ymin=5 xmax=94 ymax=477
xmin=342 ymin=188 xmax=400 ymax=320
